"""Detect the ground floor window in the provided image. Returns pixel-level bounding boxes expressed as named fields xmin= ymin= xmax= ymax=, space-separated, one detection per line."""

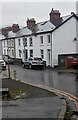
xmin=4 ymin=49 xmax=6 ymax=55
xmin=7 ymin=49 xmax=9 ymax=55
xmin=12 ymin=49 xmax=14 ymax=57
xmin=40 ymin=49 xmax=44 ymax=59
xmin=19 ymin=49 xmax=21 ymax=57
xmin=23 ymin=49 xmax=28 ymax=60
xmin=30 ymin=50 xmax=33 ymax=57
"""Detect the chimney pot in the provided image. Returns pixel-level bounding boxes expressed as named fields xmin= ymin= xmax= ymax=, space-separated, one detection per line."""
xmin=27 ymin=18 xmax=36 ymax=29
xmin=49 ymin=8 xmax=61 ymax=26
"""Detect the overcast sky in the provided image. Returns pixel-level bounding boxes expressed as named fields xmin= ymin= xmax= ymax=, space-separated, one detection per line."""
xmin=0 ymin=0 xmax=78 ymax=28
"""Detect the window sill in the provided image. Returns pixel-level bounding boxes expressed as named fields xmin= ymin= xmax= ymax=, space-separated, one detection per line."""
xmin=40 ymin=44 xmax=44 ymax=46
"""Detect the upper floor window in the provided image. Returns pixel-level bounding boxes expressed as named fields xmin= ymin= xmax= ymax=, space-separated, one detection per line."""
xmin=4 ymin=41 xmax=5 ymax=47
xmin=7 ymin=40 xmax=10 ymax=47
xmin=29 ymin=38 xmax=33 ymax=46
xmin=47 ymin=35 xmax=50 ymax=43
xmin=23 ymin=37 xmax=27 ymax=46
xmin=18 ymin=39 xmax=21 ymax=46
xmin=40 ymin=36 xmax=43 ymax=44
xmin=11 ymin=39 xmax=14 ymax=46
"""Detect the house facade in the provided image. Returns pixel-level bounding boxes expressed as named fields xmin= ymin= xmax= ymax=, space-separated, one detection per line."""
xmin=52 ymin=14 xmax=78 ymax=67
xmin=1 ymin=8 xmax=78 ymax=67
xmin=0 ymin=34 xmax=5 ymax=55
xmin=2 ymin=31 xmax=16 ymax=58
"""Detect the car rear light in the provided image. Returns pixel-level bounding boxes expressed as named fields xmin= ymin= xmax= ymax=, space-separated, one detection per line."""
xmin=32 ymin=60 xmax=37 ymax=64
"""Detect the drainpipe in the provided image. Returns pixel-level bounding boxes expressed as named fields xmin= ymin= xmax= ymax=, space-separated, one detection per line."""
xmin=50 ymin=32 xmax=52 ymax=68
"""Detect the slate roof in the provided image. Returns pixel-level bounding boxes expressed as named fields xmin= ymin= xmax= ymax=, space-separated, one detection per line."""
xmin=15 ymin=13 xmax=76 ymax=38
xmin=0 ymin=33 xmax=5 ymax=40
xmin=8 ymin=31 xmax=16 ymax=38
xmin=1 ymin=13 xmax=78 ymax=39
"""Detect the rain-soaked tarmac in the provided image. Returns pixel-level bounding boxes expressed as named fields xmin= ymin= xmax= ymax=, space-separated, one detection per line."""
xmin=1 ymin=65 xmax=78 ymax=119
xmin=7 ymin=65 xmax=78 ymax=97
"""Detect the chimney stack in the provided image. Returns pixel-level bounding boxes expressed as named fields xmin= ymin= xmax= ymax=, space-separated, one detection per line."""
xmin=49 ymin=8 xmax=61 ymax=26
xmin=12 ymin=24 xmax=20 ymax=33
xmin=27 ymin=18 xmax=36 ymax=29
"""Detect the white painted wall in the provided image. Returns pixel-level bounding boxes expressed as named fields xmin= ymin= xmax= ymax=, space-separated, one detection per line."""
xmin=15 ymin=37 xmax=23 ymax=59
xmin=15 ymin=33 xmax=51 ymax=66
xmin=52 ymin=17 xmax=77 ymax=67
xmin=0 ymin=40 xmax=2 ymax=55
xmin=76 ymin=17 xmax=78 ymax=52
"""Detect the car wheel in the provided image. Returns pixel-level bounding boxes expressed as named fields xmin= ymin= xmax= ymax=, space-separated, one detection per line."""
xmin=23 ymin=64 xmax=25 ymax=68
xmin=29 ymin=64 xmax=32 ymax=69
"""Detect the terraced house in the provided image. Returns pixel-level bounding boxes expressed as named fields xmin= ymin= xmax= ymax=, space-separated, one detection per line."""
xmin=1 ymin=8 xmax=78 ymax=67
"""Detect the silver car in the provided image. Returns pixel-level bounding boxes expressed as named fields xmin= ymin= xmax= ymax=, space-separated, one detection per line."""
xmin=0 ymin=55 xmax=6 ymax=70
xmin=23 ymin=57 xmax=44 ymax=70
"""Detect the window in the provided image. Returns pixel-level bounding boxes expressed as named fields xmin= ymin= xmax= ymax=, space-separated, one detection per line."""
xmin=40 ymin=36 xmax=43 ymax=44
xmin=29 ymin=38 xmax=33 ymax=46
xmin=9 ymin=50 xmax=10 ymax=56
xmin=11 ymin=39 xmax=14 ymax=46
xmin=7 ymin=40 xmax=8 ymax=46
xmin=7 ymin=49 xmax=9 ymax=55
xmin=23 ymin=37 xmax=27 ymax=46
xmin=7 ymin=40 xmax=11 ymax=47
xmin=4 ymin=49 xmax=6 ymax=55
xmin=30 ymin=50 xmax=33 ymax=57
xmin=12 ymin=50 xmax=14 ymax=56
xmin=19 ymin=49 xmax=21 ymax=57
xmin=40 ymin=49 xmax=44 ymax=59
xmin=4 ymin=41 xmax=5 ymax=47
xmin=47 ymin=35 xmax=50 ymax=43
xmin=18 ymin=39 xmax=21 ymax=46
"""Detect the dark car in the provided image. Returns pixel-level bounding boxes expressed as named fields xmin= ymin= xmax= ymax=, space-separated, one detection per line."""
xmin=2 ymin=55 xmax=14 ymax=64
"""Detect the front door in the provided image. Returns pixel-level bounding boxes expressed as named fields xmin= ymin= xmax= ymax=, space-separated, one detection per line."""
xmin=47 ymin=49 xmax=51 ymax=66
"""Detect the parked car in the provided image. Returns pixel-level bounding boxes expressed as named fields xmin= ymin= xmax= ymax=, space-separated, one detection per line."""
xmin=0 ymin=55 xmax=6 ymax=70
xmin=23 ymin=57 xmax=44 ymax=70
xmin=72 ymin=57 xmax=78 ymax=69
xmin=2 ymin=55 xmax=14 ymax=64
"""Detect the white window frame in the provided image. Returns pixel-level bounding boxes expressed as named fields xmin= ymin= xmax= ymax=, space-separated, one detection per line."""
xmin=47 ymin=35 xmax=51 ymax=44
xmin=40 ymin=36 xmax=43 ymax=44
xmin=29 ymin=38 xmax=33 ymax=46
xmin=19 ymin=49 xmax=21 ymax=57
xmin=30 ymin=49 xmax=33 ymax=57
xmin=23 ymin=37 xmax=27 ymax=46
xmin=40 ymin=49 xmax=44 ymax=59
xmin=18 ymin=39 xmax=21 ymax=46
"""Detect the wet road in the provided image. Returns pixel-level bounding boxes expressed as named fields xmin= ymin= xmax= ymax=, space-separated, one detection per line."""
xmin=3 ymin=65 xmax=78 ymax=97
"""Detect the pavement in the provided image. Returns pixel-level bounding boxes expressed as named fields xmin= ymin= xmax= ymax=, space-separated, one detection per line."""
xmin=2 ymin=97 xmax=62 ymax=119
